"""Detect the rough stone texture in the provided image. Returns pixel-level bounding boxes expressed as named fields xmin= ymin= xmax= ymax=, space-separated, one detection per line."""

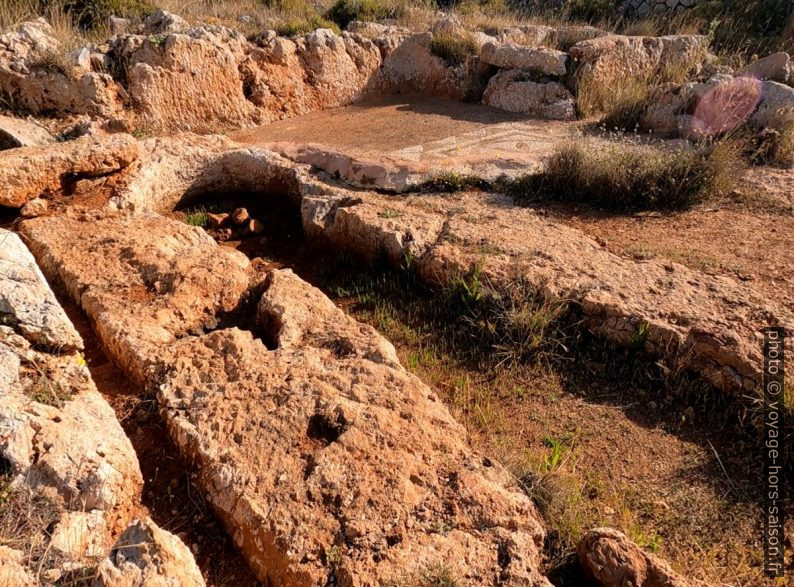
xmin=142 ymin=9 xmax=189 ymax=35
xmin=20 ymin=211 xmax=252 ymax=384
xmin=112 ymin=26 xmax=381 ymax=133
xmin=379 ymin=33 xmax=472 ymax=100
xmin=347 ymin=20 xmax=410 ymax=59
xmin=97 ymin=135 xmax=794 ymax=393
xmin=304 ymin=189 xmax=792 ymax=393
xmin=0 ymin=18 xmax=58 ymax=63
xmin=0 ymin=113 xmax=54 ymax=149
xmin=0 ymin=547 xmax=35 ymax=586
xmin=0 ymin=133 xmax=140 ymax=208
xmin=483 ymin=69 xmax=576 ymax=119
xmin=750 ymin=80 xmax=794 ymax=130
xmin=578 ymin=527 xmax=703 ymax=587
xmin=570 ymin=34 xmax=708 ymax=88
xmin=0 ymin=230 xmax=82 ymax=350
xmin=740 ymin=51 xmax=791 ymax=84
xmin=21 ymin=211 xmax=552 ymax=585
xmin=239 ymin=29 xmax=382 ymax=126
xmin=480 ymin=42 xmax=567 ymax=76
xmin=95 ymin=517 xmax=206 ymax=586
xmin=550 ymin=26 xmax=607 ymax=49
xmin=0 ymin=229 xmax=158 ymax=580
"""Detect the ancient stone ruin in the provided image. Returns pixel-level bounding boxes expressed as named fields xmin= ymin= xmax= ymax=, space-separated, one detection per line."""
xmin=0 ymin=5 xmax=792 ymax=586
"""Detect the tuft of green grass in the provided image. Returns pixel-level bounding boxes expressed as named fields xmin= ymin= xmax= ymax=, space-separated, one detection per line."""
xmin=325 ymin=0 xmax=396 ymax=29
xmin=504 ymin=138 xmax=745 ymax=211
xmin=429 ymin=32 xmax=480 ymax=67
xmin=276 ymin=15 xmax=341 ymax=36
xmin=183 ymin=210 xmax=209 ymax=227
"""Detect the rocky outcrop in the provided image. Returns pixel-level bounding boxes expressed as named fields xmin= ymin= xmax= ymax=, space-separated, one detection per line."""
xmin=379 ymin=32 xmax=481 ymax=101
xmin=480 ymin=42 xmax=567 ymax=76
xmin=740 ymin=51 xmax=791 ymax=84
xmin=19 ymin=211 xmax=552 ymax=586
xmin=0 ymin=133 xmax=140 ymax=208
xmin=95 ymin=517 xmax=205 ymax=586
xmin=578 ymin=527 xmax=704 ymax=587
xmin=347 ymin=20 xmax=410 ymax=59
xmin=570 ymin=34 xmax=708 ymax=88
xmin=482 ymin=69 xmax=576 ymax=119
xmin=0 ymin=113 xmax=53 ymax=149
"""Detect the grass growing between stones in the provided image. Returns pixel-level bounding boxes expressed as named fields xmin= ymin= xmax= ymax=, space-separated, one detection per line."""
xmin=309 ymin=251 xmax=791 ymax=585
xmin=504 ymin=138 xmax=745 ymax=211
xmin=429 ymin=32 xmax=480 ymax=67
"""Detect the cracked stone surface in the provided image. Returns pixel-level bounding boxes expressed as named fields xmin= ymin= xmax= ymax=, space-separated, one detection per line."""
xmin=19 ymin=211 xmax=551 ymax=586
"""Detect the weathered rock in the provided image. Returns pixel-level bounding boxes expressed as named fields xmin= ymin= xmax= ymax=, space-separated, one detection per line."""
xmin=304 ymin=189 xmax=792 ymax=393
xmin=739 ymin=51 xmax=791 ymax=84
xmin=550 ymin=25 xmax=607 ymax=50
xmin=0 ymin=18 xmax=58 ymax=63
xmin=113 ymin=25 xmax=382 ymax=133
xmin=0 ymin=133 xmax=140 ymax=208
xmin=257 ymin=268 xmax=400 ymax=366
xmin=247 ymin=218 xmax=265 ymax=234
xmin=379 ymin=33 xmax=468 ymax=99
xmin=347 ymin=20 xmax=410 ymax=58
xmin=0 ymin=229 xmax=154 ymax=579
xmin=480 ymin=42 xmax=567 ymax=76
xmin=483 ymin=69 xmax=576 ymax=119
xmin=0 ymin=547 xmax=35 ymax=586
xmin=95 ymin=517 xmax=205 ymax=586
xmin=0 ymin=113 xmax=54 ymax=149
xmin=750 ymin=80 xmax=794 ymax=130
xmin=231 ymin=206 xmax=250 ymax=225
xmin=19 ymin=197 xmax=48 ymax=217
xmin=20 ymin=211 xmax=252 ymax=384
xmin=578 ymin=527 xmax=702 ymax=587
xmin=240 ymin=29 xmax=382 ymax=125
xmin=570 ymin=34 xmax=708 ymax=88
xmin=496 ymin=24 xmax=554 ymax=47
xmin=0 ymin=230 xmax=81 ymax=350
xmin=108 ymin=16 xmax=132 ymax=35
xmin=21 ymin=212 xmax=551 ymax=586
xmin=142 ymin=10 xmax=189 ymax=35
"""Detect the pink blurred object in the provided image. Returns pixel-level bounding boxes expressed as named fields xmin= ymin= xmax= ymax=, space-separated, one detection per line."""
xmin=691 ymin=76 xmax=763 ymax=137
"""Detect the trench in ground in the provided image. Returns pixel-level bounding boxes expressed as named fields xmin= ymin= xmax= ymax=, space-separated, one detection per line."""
xmin=59 ymin=299 xmax=261 ymax=586
xmin=172 ymin=189 xmax=793 ymax=586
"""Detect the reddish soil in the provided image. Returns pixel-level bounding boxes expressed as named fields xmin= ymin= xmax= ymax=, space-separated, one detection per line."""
xmin=231 ymin=93 xmax=533 ymax=153
xmin=59 ymin=299 xmax=260 ymax=587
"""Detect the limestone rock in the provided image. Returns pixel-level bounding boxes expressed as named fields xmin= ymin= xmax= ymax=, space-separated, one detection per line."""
xmin=95 ymin=517 xmax=205 ymax=586
xmin=0 ymin=133 xmax=140 ymax=208
xmin=50 ymin=511 xmax=107 ymax=560
xmin=0 ymin=18 xmax=58 ymax=63
xmin=21 ymin=211 xmax=551 ymax=586
xmin=258 ymin=268 xmax=400 ymax=366
xmin=570 ymin=34 xmax=708 ymax=88
xmin=142 ymin=10 xmax=189 ymax=35
xmin=483 ymin=69 xmax=576 ymax=119
xmin=480 ymin=42 xmax=568 ymax=76
xmin=379 ymin=33 xmax=467 ymax=99
xmin=550 ymin=25 xmax=607 ymax=50
xmin=0 ymin=229 xmax=82 ymax=350
xmin=578 ymin=528 xmax=703 ymax=587
xmin=750 ymin=80 xmax=794 ymax=130
xmin=740 ymin=51 xmax=791 ymax=84
xmin=0 ymin=547 xmax=35 ymax=587
xmin=347 ymin=20 xmax=410 ymax=58
xmin=0 ymin=113 xmax=54 ymax=149
xmin=20 ymin=211 xmax=252 ymax=383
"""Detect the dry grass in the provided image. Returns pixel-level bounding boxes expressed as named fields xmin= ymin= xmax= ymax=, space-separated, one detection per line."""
xmin=429 ymin=31 xmax=480 ymax=66
xmin=505 ymin=137 xmax=745 ymax=211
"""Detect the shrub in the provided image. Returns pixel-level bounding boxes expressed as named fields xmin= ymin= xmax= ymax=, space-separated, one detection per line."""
xmin=429 ymin=32 xmax=479 ymax=67
xmin=43 ymin=0 xmax=155 ymax=29
xmin=562 ymin=0 xmax=621 ymax=23
xmin=26 ymin=48 xmax=74 ymax=76
xmin=325 ymin=0 xmax=394 ymax=29
xmin=504 ymin=138 xmax=744 ymax=210
xmin=277 ymin=15 xmax=341 ymax=36
xmin=738 ymin=125 xmax=794 ymax=167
